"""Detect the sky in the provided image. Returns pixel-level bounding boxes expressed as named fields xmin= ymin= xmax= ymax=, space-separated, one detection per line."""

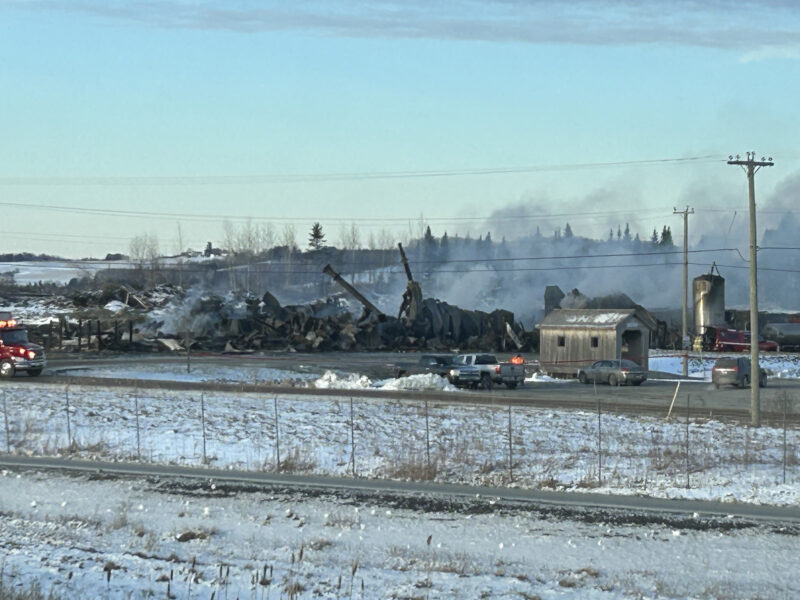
xmin=1 ymin=0 xmax=799 ymax=257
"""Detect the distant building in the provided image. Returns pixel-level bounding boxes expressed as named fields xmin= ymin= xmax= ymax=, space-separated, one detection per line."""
xmin=537 ymin=308 xmax=656 ymax=377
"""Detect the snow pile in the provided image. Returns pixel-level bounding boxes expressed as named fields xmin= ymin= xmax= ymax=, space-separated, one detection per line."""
xmin=103 ymin=300 xmax=129 ymax=313
xmin=376 ymin=373 xmax=458 ymax=392
xmin=312 ymin=371 xmax=457 ymax=391
xmin=312 ymin=370 xmax=373 ymax=389
xmin=525 ymin=372 xmax=570 ymax=383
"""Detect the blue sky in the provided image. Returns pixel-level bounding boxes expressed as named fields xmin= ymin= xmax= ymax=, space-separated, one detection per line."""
xmin=1 ymin=0 xmax=799 ymax=256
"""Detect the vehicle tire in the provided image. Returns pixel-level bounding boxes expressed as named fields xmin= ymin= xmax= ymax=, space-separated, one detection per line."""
xmin=480 ymin=374 xmax=493 ymax=391
xmin=714 ymin=383 xmax=720 ymax=389
xmin=608 ymin=374 xmax=619 ymax=387
xmin=27 ymin=368 xmax=42 ymax=377
xmin=578 ymin=372 xmax=588 ymax=384
xmin=0 ymin=360 xmax=15 ymax=379
xmin=760 ymin=375 xmax=767 ymax=388
xmin=631 ymin=380 xmax=642 ymax=386
xmin=505 ymin=381 xmax=517 ymax=390
xmin=741 ymin=374 xmax=750 ymax=388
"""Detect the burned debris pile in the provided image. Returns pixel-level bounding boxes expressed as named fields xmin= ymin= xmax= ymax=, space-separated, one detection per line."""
xmin=227 ymin=289 xmax=520 ymax=352
xmin=40 ymin=269 xmax=525 ymax=352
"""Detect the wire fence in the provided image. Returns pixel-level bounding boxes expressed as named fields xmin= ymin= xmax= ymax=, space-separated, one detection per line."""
xmin=1 ymin=383 xmax=797 ymax=494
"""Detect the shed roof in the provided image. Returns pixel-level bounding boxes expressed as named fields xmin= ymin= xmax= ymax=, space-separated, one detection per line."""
xmin=538 ymin=308 xmax=649 ymax=329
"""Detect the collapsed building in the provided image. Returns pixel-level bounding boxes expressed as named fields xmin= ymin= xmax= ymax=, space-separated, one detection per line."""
xmin=51 ymin=244 xmax=526 ymax=353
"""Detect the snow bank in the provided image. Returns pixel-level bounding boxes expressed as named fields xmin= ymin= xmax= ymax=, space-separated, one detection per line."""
xmin=312 ymin=370 xmax=458 ymax=392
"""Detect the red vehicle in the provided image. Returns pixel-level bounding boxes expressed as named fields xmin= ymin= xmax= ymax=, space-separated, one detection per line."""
xmin=708 ymin=327 xmax=778 ymax=352
xmin=0 ymin=313 xmax=46 ymax=377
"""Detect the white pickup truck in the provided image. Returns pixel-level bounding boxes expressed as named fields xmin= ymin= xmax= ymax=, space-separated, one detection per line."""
xmin=449 ymin=353 xmax=525 ymax=390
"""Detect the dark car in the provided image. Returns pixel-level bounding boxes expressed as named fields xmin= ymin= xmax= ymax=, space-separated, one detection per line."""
xmin=711 ymin=357 xmax=767 ymax=389
xmin=577 ymin=359 xmax=646 ymax=386
xmin=394 ymin=354 xmax=455 ymax=378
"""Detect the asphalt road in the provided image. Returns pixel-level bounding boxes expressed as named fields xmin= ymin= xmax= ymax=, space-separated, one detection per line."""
xmin=37 ymin=351 xmax=800 ymax=423
xmin=2 ymin=454 xmax=799 ymax=525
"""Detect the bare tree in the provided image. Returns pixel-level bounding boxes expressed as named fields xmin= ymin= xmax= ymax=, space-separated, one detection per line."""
xmin=338 ymin=222 xmax=361 ymax=250
xmin=281 ymin=223 xmax=298 ymax=251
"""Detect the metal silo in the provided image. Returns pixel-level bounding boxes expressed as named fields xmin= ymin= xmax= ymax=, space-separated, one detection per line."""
xmin=693 ymin=269 xmax=725 ymax=334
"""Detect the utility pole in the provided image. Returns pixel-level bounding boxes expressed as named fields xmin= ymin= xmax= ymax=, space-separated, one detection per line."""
xmin=673 ymin=206 xmax=694 ymax=377
xmin=727 ymin=152 xmax=773 ymax=427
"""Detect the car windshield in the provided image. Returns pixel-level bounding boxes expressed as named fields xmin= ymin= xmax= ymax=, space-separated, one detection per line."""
xmin=0 ymin=329 xmax=28 ymax=345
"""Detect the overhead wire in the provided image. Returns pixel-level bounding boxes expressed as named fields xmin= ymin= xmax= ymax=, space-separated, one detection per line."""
xmin=0 ymin=154 xmax=723 ymax=187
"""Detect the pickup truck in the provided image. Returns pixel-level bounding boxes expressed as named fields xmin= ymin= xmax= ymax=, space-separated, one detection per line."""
xmin=449 ymin=353 xmax=525 ymax=390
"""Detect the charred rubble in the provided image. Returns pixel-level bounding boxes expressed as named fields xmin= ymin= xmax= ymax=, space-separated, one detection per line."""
xmin=45 ymin=262 xmax=527 ymax=352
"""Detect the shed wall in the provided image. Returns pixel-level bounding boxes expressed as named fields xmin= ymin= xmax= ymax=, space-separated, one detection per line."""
xmin=539 ymin=329 xmax=617 ymax=375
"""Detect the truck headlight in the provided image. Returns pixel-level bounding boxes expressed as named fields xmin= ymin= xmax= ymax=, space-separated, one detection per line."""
xmin=449 ymin=369 xmax=458 ymax=377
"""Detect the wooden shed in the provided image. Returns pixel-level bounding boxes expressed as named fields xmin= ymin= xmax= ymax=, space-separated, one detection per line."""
xmin=537 ymin=308 xmax=655 ymax=377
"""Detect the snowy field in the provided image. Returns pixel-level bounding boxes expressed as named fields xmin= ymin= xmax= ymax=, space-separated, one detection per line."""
xmin=649 ymin=350 xmax=800 ymax=380
xmin=2 ymin=381 xmax=798 ymax=506
xmin=1 ymin=469 xmax=798 ymax=600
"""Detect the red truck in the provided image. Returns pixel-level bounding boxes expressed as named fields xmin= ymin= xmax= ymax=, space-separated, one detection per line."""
xmin=0 ymin=312 xmax=46 ymax=377
xmin=704 ymin=327 xmax=778 ymax=352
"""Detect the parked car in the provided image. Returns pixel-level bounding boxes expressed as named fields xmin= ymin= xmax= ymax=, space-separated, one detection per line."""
xmin=577 ymin=359 xmax=646 ymax=386
xmin=711 ymin=357 xmax=767 ymax=388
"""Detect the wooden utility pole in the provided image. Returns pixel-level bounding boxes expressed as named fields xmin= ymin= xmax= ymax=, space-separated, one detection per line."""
xmin=727 ymin=152 xmax=773 ymax=427
xmin=673 ymin=206 xmax=694 ymax=377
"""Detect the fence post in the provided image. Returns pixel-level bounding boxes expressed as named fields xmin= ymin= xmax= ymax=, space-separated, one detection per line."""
xmin=77 ymin=320 xmax=82 ymax=352
xmin=783 ymin=396 xmax=788 ymax=485
xmin=424 ymin=399 xmax=430 ymax=471
xmin=597 ymin=394 xmax=602 ymax=486
xmin=96 ymin=320 xmax=102 ymax=351
xmin=350 ymin=397 xmax=356 ymax=477
xmin=685 ymin=394 xmax=691 ymax=490
xmin=507 ymin=402 xmax=513 ymax=483
xmin=3 ymin=391 xmax=10 ymax=453
xmin=134 ymin=386 xmax=141 ymax=461
xmin=65 ymin=386 xmax=72 ymax=450
xmin=200 ymin=393 xmax=207 ymax=465
xmin=186 ymin=332 xmax=191 ymax=374
xmin=273 ymin=396 xmax=280 ymax=472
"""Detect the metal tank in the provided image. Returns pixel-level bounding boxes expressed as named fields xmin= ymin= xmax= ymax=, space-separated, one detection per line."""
xmin=693 ymin=271 xmax=725 ymax=334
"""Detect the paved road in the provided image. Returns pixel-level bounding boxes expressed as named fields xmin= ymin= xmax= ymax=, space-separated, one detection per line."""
xmin=2 ymin=454 xmax=799 ymax=525
xmin=37 ymin=351 xmax=800 ymax=422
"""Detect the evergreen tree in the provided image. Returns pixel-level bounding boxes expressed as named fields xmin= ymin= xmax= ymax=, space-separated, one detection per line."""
xmin=485 ymin=231 xmax=492 ymax=244
xmin=660 ymin=225 xmax=673 ymax=246
xmin=650 ymin=228 xmax=659 ymax=245
xmin=617 ymin=225 xmax=622 ymax=240
xmin=623 ymin=223 xmax=631 ymax=242
xmin=608 ymin=228 xmax=614 ymax=241
xmin=564 ymin=223 xmax=573 ymax=238
xmin=308 ymin=222 xmax=325 ymax=250
xmin=440 ymin=231 xmax=449 ymax=260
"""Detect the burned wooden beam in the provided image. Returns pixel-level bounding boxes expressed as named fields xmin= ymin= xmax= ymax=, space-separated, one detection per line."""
xmin=322 ymin=264 xmax=383 ymax=316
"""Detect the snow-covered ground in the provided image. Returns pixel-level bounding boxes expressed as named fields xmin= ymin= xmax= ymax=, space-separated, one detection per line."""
xmin=2 ymin=381 xmax=798 ymax=506
xmin=1 ymin=469 xmax=797 ymax=600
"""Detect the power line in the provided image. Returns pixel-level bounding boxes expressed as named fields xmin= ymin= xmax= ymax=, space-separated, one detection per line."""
xmin=0 ymin=154 xmax=723 ymax=187
xmin=0 ymin=200 xmax=673 ymax=225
